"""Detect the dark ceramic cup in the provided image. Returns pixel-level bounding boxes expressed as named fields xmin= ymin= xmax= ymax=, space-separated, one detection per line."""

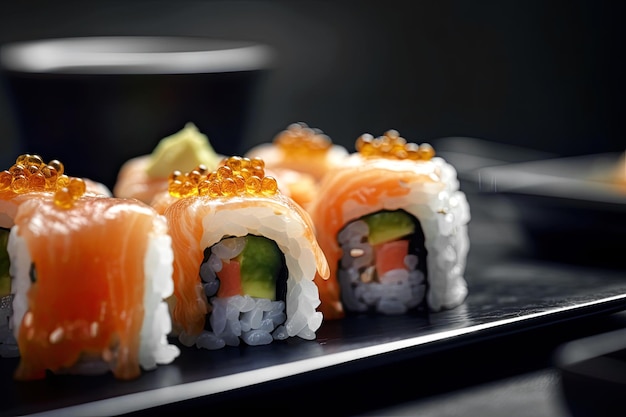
xmin=0 ymin=36 xmax=274 ymax=189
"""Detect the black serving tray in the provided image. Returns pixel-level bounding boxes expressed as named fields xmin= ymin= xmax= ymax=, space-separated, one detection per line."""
xmin=2 ymin=251 xmax=626 ymax=417
xmin=3 ymin=139 xmax=626 ymax=416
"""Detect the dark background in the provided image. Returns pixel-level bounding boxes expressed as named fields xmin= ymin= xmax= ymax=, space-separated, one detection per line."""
xmin=0 ymin=0 xmax=624 ymax=171
xmin=0 ymin=3 xmax=624 ymax=415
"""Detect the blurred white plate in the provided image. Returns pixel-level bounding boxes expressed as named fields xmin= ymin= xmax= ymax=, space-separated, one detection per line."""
xmin=476 ymin=152 xmax=626 ymax=206
xmin=475 ymin=152 xmax=626 ymax=267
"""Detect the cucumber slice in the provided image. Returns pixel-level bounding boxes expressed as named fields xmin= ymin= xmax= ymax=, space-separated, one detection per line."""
xmin=362 ymin=210 xmax=415 ymax=246
xmin=239 ymin=235 xmax=282 ymax=300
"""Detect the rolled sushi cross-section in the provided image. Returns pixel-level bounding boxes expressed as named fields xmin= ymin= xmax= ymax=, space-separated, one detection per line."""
xmin=162 ymin=156 xmax=329 ymax=349
xmin=9 ymin=195 xmax=180 ymax=380
xmin=0 ymin=154 xmax=111 ymax=358
xmin=337 ymin=209 xmax=428 ymax=315
xmin=308 ymin=130 xmax=471 ymax=319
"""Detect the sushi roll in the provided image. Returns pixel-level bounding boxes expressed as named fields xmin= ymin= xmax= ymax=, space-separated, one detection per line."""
xmin=0 ymin=154 xmax=110 ymax=358
xmin=245 ymin=122 xmax=348 ymax=208
xmin=307 ymin=130 xmax=470 ymax=319
xmin=113 ymin=122 xmax=222 ymax=204
xmin=161 ymin=156 xmax=329 ymax=349
xmin=8 ymin=188 xmax=179 ymax=380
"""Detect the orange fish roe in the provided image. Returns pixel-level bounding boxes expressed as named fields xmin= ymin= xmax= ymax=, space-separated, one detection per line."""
xmin=0 ymin=154 xmax=86 ymax=209
xmin=168 ymin=156 xmax=279 ymax=199
xmin=274 ymin=122 xmax=332 ymax=157
xmin=356 ymin=130 xmax=436 ymax=161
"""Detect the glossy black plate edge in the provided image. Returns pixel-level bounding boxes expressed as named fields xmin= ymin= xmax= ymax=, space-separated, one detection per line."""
xmin=10 ymin=293 xmax=626 ymax=417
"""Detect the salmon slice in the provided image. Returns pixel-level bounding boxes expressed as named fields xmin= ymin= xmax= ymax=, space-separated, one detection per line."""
xmin=374 ymin=239 xmax=410 ymax=278
xmin=0 ymin=191 xmax=47 ymax=229
xmin=1 ymin=179 xmax=110 ymax=229
xmin=12 ymin=196 xmax=157 ymax=380
xmin=216 ymin=258 xmax=243 ymax=298
xmin=113 ymin=155 xmax=169 ymax=204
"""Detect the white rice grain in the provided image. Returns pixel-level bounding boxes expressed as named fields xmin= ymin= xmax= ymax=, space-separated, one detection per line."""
xmin=139 ymin=229 xmax=180 ymax=370
xmin=8 ymin=227 xmax=31 ymax=341
xmin=242 ymin=329 xmax=273 ymax=346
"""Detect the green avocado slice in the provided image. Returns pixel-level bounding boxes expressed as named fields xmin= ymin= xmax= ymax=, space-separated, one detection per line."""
xmin=238 ymin=235 xmax=282 ymax=300
xmin=362 ymin=210 xmax=416 ymax=246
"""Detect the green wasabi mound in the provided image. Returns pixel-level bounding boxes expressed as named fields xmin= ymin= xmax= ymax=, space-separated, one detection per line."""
xmin=145 ymin=122 xmax=221 ymax=178
xmin=362 ymin=210 xmax=416 ymax=246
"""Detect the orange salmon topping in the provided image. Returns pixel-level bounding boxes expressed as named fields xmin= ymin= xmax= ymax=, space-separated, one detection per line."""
xmin=13 ymin=197 xmax=154 ymax=380
xmin=356 ymin=130 xmax=435 ymax=161
xmin=216 ymin=259 xmax=243 ymax=298
xmin=274 ymin=122 xmax=332 ymax=157
xmin=374 ymin=239 xmax=410 ymax=278
xmin=0 ymin=154 xmax=86 ymax=209
xmin=168 ymin=156 xmax=278 ymax=199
